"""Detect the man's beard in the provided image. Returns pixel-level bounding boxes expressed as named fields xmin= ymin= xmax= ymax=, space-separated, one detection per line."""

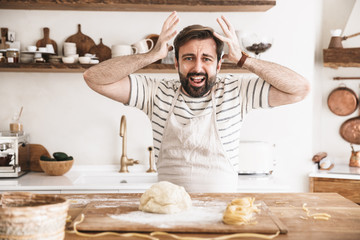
xmin=179 ymin=72 xmax=217 ymax=98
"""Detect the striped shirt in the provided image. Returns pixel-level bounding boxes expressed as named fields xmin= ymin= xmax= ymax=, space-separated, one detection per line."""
xmin=128 ymin=74 xmax=270 ymax=168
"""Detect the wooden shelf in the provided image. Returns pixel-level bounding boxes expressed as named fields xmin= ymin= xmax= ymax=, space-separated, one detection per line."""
xmin=0 ymin=62 xmax=248 ymax=73
xmin=323 ymin=48 xmax=360 ymax=69
xmin=0 ymin=0 xmax=276 ymax=12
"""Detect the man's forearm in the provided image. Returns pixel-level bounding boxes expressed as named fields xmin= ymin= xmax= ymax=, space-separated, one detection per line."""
xmin=242 ymin=57 xmax=310 ymax=107
xmin=84 ymin=51 xmax=159 ymax=85
xmin=243 ymin=57 xmax=308 ymax=95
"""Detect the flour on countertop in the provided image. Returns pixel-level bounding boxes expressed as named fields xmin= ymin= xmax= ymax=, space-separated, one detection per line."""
xmin=108 ymin=200 xmax=227 ymax=228
xmin=67 ymin=197 xmax=139 ymax=207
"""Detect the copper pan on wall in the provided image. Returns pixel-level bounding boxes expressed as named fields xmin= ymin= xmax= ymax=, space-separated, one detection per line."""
xmin=327 ymin=85 xmax=358 ymax=116
xmin=340 ymin=85 xmax=360 ymax=144
xmin=340 ymin=111 xmax=360 ymax=144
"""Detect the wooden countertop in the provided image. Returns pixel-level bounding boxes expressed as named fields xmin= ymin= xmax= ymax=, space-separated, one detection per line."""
xmin=62 ymin=192 xmax=360 ymax=240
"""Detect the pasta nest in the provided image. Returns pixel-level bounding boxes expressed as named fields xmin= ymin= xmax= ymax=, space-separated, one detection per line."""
xmin=222 ymin=197 xmax=260 ymax=225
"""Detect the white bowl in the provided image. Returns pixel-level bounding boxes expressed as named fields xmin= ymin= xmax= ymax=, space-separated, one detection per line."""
xmin=62 ymin=56 xmax=75 ymax=64
xmin=90 ymin=59 xmax=99 ymax=64
xmin=38 ymin=47 xmax=47 ymax=52
xmin=68 ymin=54 xmax=79 ymax=63
xmin=84 ymin=53 xmax=95 ymax=58
xmin=79 ymin=56 xmax=91 ymax=64
xmin=27 ymin=46 xmax=37 ymax=52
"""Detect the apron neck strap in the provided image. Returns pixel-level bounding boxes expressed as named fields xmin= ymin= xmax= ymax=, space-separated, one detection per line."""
xmin=170 ymin=85 xmax=217 ymax=113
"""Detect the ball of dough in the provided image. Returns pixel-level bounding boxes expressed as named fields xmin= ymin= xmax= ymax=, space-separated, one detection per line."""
xmin=139 ymin=181 xmax=192 ymax=214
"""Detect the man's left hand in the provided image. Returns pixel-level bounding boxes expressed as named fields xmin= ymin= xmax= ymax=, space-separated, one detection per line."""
xmin=214 ymin=16 xmax=243 ymax=64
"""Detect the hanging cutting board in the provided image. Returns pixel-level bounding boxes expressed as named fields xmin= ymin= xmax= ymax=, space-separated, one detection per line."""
xmin=89 ymin=38 xmax=111 ymax=62
xmin=64 ymin=24 xmax=95 ymax=57
xmin=29 ymin=144 xmax=50 ymax=172
xmin=36 ymin=27 xmax=58 ymax=55
xmin=70 ymin=194 xmax=287 ymax=234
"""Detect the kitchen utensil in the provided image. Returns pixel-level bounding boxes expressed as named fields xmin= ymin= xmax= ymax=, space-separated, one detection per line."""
xmin=312 ymin=152 xmax=327 ymax=163
xmin=79 ymin=56 xmax=91 ymax=64
xmin=333 ymin=77 xmax=360 ymax=80
xmin=0 ymin=192 xmax=69 ymax=240
xmin=0 ymin=36 xmax=10 ymax=50
xmin=89 ymin=38 xmax=111 ymax=62
xmin=238 ymin=141 xmax=275 ymax=175
xmin=328 ymin=31 xmax=360 ymax=49
xmin=340 ymin=108 xmax=360 ymax=144
xmin=111 ymin=44 xmax=137 ymax=57
xmin=132 ymin=38 xmax=154 ymax=54
xmin=1 ymin=28 xmax=8 ymax=40
xmin=64 ymin=24 xmax=95 ymax=57
xmin=339 ymin=85 xmax=360 ymax=144
xmin=146 ymin=146 xmax=156 ymax=173
xmin=350 ymin=144 xmax=360 ymax=167
xmin=145 ymin=34 xmax=161 ymax=63
xmin=27 ymin=45 xmax=37 ymax=52
xmin=39 ymin=159 xmax=74 ymax=176
xmin=29 ymin=144 xmax=50 ymax=172
xmin=0 ymin=132 xmax=29 ymax=177
xmin=70 ymin=194 xmax=287 ymax=234
xmin=63 ymin=42 xmax=77 ymax=56
xmin=241 ymin=33 xmax=273 ymax=58
xmin=62 ymin=56 xmax=75 ymax=64
xmin=46 ymin=43 xmax=55 ymax=53
xmin=36 ymin=27 xmax=58 ymax=55
xmin=327 ymin=85 xmax=358 ymax=116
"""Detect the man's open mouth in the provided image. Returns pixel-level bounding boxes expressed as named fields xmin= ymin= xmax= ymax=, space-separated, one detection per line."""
xmin=189 ymin=75 xmax=206 ymax=87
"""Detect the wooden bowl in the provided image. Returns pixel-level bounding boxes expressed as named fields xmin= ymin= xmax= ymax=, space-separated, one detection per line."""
xmin=39 ymin=159 xmax=74 ymax=176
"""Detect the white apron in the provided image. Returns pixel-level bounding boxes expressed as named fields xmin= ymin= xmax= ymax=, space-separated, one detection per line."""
xmin=156 ymin=87 xmax=238 ymax=193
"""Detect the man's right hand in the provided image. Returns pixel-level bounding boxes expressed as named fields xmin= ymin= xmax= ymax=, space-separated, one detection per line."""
xmin=151 ymin=11 xmax=179 ymax=61
xmin=83 ymin=11 xmax=180 ymax=105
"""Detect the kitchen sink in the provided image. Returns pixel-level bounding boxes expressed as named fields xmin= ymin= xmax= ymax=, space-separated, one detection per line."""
xmin=74 ymin=172 xmax=158 ymax=185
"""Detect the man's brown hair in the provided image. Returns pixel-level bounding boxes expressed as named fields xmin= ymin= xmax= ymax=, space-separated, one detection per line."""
xmin=173 ymin=24 xmax=224 ymax=63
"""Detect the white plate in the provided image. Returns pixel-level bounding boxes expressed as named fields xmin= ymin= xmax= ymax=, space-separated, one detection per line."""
xmin=21 ymin=51 xmax=55 ymax=55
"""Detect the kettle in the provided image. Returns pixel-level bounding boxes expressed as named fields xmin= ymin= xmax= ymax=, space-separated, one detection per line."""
xmin=350 ymin=144 xmax=360 ymax=168
xmin=328 ymin=30 xmax=360 ymax=49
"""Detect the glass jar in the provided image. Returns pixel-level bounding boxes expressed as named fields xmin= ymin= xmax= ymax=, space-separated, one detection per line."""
xmin=0 ymin=53 xmax=5 ymax=63
xmin=9 ymin=115 xmax=23 ymax=134
xmin=6 ymin=48 xmax=19 ymax=63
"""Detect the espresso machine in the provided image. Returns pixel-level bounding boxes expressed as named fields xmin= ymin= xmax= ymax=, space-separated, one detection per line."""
xmin=0 ymin=131 xmax=29 ymax=177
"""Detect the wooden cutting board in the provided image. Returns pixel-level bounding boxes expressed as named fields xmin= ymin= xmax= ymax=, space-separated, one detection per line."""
xmin=71 ymin=194 xmax=287 ymax=234
xmin=89 ymin=38 xmax=111 ymax=62
xmin=64 ymin=24 xmax=95 ymax=57
xmin=29 ymin=144 xmax=50 ymax=172
xmin=36 ymin=27 xmax=58 ymax=55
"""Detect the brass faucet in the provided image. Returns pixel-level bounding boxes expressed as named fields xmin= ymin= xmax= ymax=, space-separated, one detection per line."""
xmin=119 ymin=115 xmax=139 ymax=173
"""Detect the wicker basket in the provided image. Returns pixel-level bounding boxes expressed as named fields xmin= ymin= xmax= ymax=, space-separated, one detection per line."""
xmin=39 ymin=160 xmax=74 ymax=176
xmin=0 ymin=192 xmax=69 ymax=240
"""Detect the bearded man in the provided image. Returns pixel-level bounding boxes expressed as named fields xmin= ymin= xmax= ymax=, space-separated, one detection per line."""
xmin=84 ymin=12 xmax=310 ymax=192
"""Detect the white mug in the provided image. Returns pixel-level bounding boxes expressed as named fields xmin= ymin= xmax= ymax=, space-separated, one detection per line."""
xmin=112 ymin=44 xmax=138 ymax=57
xmin=132 ymin=39 xmax=154 ymax=54
xmin=46 ymin=44 xmax=55 ymax=54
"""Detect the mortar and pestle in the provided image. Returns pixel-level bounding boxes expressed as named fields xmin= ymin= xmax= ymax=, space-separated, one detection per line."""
xmin=328 ymin=29 xmax=360 ymax=49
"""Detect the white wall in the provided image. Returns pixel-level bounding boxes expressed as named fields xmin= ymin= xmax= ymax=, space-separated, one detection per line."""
xmin=0 ymin=0 xmax=341 ymax=192
xmin=314 ymin=0 xmax=359 ymax=164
